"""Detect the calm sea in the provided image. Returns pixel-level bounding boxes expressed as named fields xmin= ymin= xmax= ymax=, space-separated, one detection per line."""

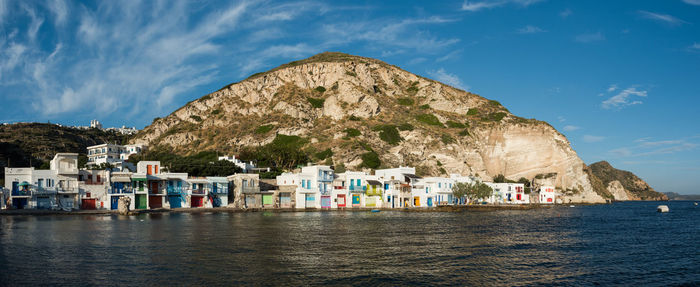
xmin=0 ymin=201 xmax=698 ymax=286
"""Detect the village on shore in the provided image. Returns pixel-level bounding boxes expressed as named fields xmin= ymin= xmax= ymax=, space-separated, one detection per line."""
xmin=2 ymin=141 xmax=559 ymax=212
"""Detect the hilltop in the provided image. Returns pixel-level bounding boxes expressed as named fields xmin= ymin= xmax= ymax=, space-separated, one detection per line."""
xmin=131 ymin=52 xmax=611 ymax=202
xmin=589 ymin=161 xmax=667 ymax=201
xmin=0 ymin=123 xmax=130 ymax=183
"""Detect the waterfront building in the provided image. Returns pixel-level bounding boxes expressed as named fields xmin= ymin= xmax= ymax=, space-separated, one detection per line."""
xmin=137 ymin=161 xmax=166 ymax=209
xmin=343 ymin=171 xmax=368 ymax=208
xmin=276 ymin=165 xmax=334 ymax=209
xmin=86 ymin=143 xmax=144 ymax=171
xmin=230 ymin=173 xmax=262 ymax=208
xmin=538 ymin=186 xmax=556 ymax=204
xmin=331 ymin=173 xmax=349 ymax=208
xmin=79 ymin=169 xmax=111 ymax=210
xmin=375 ymin=166 xmax=421 ymax=207
xmin=208 ymin=177 xmax=229 ymax=207
xmin=164 ymin=173 xmax=188 ymax=208
xmin=218 ymin=155 xmax=257 ymax=173
xmin=364 ymin=177 xmax=384 ymax=208
xmin=3 ymin=153 xmax=80 ymax=210
xmin=422 ymin=177 xmax=455 ymax=206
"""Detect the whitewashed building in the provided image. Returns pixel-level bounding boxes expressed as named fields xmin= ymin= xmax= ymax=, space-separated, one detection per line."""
xmin=218 ymin=155 xmax=256 ymax=172
xmin=276 ymin=165 xmax=334 ymax=209
xmin=538 ymin=186 xmax=556 ymax=204
xmin=4 ymin=153 xmax=80 ymax=210
xmin=375 ymin=166 xmax=422 ymax=207
xmin=422 ymin=177 xmax=455 ymax=206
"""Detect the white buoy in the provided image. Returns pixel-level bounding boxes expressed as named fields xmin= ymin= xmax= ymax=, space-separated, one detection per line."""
xmin=657 ymin=205 xmax=669 ymax=213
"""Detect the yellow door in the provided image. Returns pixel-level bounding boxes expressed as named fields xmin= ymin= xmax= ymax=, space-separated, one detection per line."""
xmin=414 ymin=196 xmax=420 ymax=207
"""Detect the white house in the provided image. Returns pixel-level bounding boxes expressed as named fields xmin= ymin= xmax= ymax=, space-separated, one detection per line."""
xmin=276 ymin=165 xmax=334 ymax=209
xmin=375 ymin=166 xmax=421 ymax=207
xmin=218 ymin=155 xmax=256 ymax=172
xmin=538 ymin=186 xmax=556 ymax=204
xmin=4 ymin=153 xmax=80 ymax=210
xmin=423 ymin=177 xmax=455 ymax=206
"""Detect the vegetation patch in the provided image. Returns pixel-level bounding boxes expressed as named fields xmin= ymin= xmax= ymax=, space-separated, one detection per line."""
xmin=314 ymin=148 xmax=333 ymax=160
xmin=348 ymin=115 xmax=361 ymax=121
xmin=459 ymin=129 xmax=470 ymax=136
xmin=189 ymin=115 xmax=202 ymax=122
xmin=419 ymin=104 xmax=430 ymax=109
xmin=211 ymin=109 xmax=221 ymax=115
xmin=466 ymin=108 xmax=479 ymax=116
xmin=199 ymin=94 xmax=212 ymax=102
xmin=488 ymin=100 xmax=501 ymax=107
xmin=483 ymin=112 xmax=506 ymax=122
xmin=407 ymin=81 xmax=419 ymax=95
xmin=344 ymin=128 xmax=361 ymax=138
xmin=397 ymin=97 xmax=414 ymax=106
xmin=441 ymin=134 xmax=455 ymax=145
xmin=314 ymin=86 xmax=326 ymax=93
xmin=446 ymin=121 xmax=466 ymax=128
xmin=398 ymin=123 xmax=414 ymax=131
xmin=360 ymin=151 xmax=381 ymax=169
xmin=307 ymin=97 xmax=325 ymax=108
xmin=255 ymin=124 xmax=275 ymax=134
xmin=345 ymin=71 xmax=357 ymax=77
xmin=415 ymin=114 xmax=443 ymax=127
xmin=374 ymin=125 xmax=402 ymax=145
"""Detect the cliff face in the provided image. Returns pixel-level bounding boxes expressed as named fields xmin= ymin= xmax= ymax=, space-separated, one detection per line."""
xmin=589 ymin=161 xmax=667 ymax=201
xmin=133 ymin=52 xmax=608 ymax=203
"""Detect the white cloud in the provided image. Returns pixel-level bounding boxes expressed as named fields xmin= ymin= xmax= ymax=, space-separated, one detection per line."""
xmin=575 ymin=32 xmax=604 ymax=43
xmin=559 ymin=8 xmax=572 ymax=18
xmin=557 ymin=116 xmax=566 ymax=122
xmin=607 ymin=84 xmax=618 ymax=92
xmin=689 ymin=43 xmax=700 ymax=51
xmin=610 ymin=138 xmax=698 ymax=157
xmin=683 ymin=0 xmax=700 ymax=5
xmin=0 ymin=0 xmax=7 ymax=24
xmin=407 ymin=57 xmax=427 ymax=65
xmin=436 ymin=49 xmax=462 ymax=62
xmin=517 ymin=25 xmax=545 ymax=34
xmin=22 ymin=5 xmax=44 ymax=41
xmin=428 ymin=68 xmax=468 ymax=91
xmin=47 ymin=0 xmax=68 ymax=26
xmin=638 ymin=10 xmax=688 ymax=26
xmin=583 ymin=135 xmax=605 ymax=143
xmin=601 ymin=87 xmax=647 ymax=109
xmin=563 ymin=125 xmax=580 ymax=132
xmin=461 ymin=0 xmax=542 ymax=12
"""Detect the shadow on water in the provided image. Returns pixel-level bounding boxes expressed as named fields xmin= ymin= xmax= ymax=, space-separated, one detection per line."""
xmin=0 ymin=201 xmax=698 ymax=286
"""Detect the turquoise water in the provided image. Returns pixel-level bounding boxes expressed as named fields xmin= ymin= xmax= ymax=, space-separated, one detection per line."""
xmin=1 ymin=201 xmax=698 ymax=286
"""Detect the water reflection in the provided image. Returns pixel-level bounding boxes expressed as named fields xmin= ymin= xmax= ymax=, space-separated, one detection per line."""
xmin=1 ymin=202 xmax=699 ymax=286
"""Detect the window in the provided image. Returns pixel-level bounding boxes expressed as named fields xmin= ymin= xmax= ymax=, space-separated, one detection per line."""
xmin=38 ymin=179 xmax=43 ymax=188
xmin=438 ymin=183 xmax=441 ymax=188
xmin=155 ymin=165 xmax=159 ymax=174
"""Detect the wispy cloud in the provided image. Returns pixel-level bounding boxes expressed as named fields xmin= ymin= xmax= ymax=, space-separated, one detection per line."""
xmin=638 ymin=10 xmax=688 ymax=26
xmin=688 ymin=42 xmax=700 ymax=52
xmin=583 ymin=135 xmax=605 ymax=143
xmin=47 ymin=0 xmax=68 ymax=26
xmin=607 ymin=84 xmax=618 ymax=92
xmin=575 ymin=32 xmax=604 ymax=43
xmin=610 ymin=138 xmax=698 ymax=158
xmin=601 ymin=87 xmax=647 ymax=109
xmin=427 ymin=68 xmax=468 ymax=91
xmin=563 ymin=125 xmax=580 ymax=132
xmin=436 ymin=49 xmax=462 ymax=62
xmin=683 ymin=0 xmax=700 ymax=5
xmin=557 ymin=116 xmax=566 ymax=122
xmin=460 ymin=0 xmax=542 ymax=12
xmin=517 ymin=25 xmax=545 ymax=34
xmin=559 ymin=8 xmax=572 ymax=18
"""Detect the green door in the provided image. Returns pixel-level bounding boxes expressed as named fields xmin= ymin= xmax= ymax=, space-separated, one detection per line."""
xmin=262 ymin=194 xmax=273 ymax=206
xmin=135 ymin=194 xmax=147 ymax=209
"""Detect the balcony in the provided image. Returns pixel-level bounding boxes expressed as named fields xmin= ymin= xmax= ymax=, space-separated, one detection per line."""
xmin=167 ymin=187 xmax=186 ymax=195
xmin=241 ymin=186 xmax=260 ymax=193
xmin=57 ymin=187 xmax=78 ymax=193
xmin=349 ymin=185 xmax=367 ymax=192
xmin=33 ymin=188 xmax=57 ymax=195
xmin=11 ymin=189 xmax=31 ymax=196
xmin=110 ymin=187 xmax=134 ymax=194
xmin=210 ymin=188 xmax=228 ymax=194
xmin=318 ymin=175 xmax=334 ymax=182
xmin=191 ymin=188 xmax=206 ymax=195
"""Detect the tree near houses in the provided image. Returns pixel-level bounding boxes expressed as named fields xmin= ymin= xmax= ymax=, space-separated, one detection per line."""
xmin=452 ymin=182 xmax=494 ymax=204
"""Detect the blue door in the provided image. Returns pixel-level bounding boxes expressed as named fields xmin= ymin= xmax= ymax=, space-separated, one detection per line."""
xmin=212 ymin=195 xmax=222 ymax=207
xmin=13 ymin=198 xmax=27 ymax=209
xmin=111 ymin=196 xmax=120 ymax=210
xmin=427 ymin=197 xmax=433 ymax=207
xmin=169 ymin=196 xmax=182 ymax=208
xmin=12 ymin=181 xmax=18 ymax=193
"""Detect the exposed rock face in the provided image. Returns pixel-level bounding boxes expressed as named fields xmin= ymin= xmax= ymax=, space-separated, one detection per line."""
xmin=118 ymin=197 xmax=131 ymax=215
xmin=134 ymin=52 xmax=610 ymax=203
xmin=590 ymin=161 xmax=667 ymax=201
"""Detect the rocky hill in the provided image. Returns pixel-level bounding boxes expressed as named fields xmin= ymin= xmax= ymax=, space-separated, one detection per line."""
xmin=589 ymin=161 xmax=667 ymax=201
xmin=133 ymin=52 xmax=611 ymax=203
xmin=0 ymin=123 xmax=129 ymax=182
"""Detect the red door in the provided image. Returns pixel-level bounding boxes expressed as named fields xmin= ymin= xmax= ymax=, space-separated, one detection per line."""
xmin=81 ymin=199 xmax=96 ymax=210
xmin=337 ymin=194 xmax=346 ymax=207
xmin=149 ymin=196 xmax=162 ymax=208
xmin=192 ymin=196 xmax=203 ymax=207
xmin=150 ymin=182 xmax=159 ymax=193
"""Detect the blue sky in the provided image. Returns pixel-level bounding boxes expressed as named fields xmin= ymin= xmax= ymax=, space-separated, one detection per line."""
xmin=1 ymin=0 xmax=699 ymax=194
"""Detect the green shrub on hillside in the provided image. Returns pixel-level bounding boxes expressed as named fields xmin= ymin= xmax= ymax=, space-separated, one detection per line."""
xmin=315 ymin=86 xmax=326 ymax=93
xmin=344 ymin=128 xmax=361 ymax=138
xmin=346 ymin=71 xmax=357 ymax=77
xmin=446 ymin=121 xmax=466 ymax=128
xmin=211 ymin=109 xmax=221 ymax=115
xmin=441 ymin=134 xmax=455 ymax=145
xmin=307 ymin=97 xmax=325 ymax=108
xmin=349 ymin=115 xmax=361 ymax=121
xmin=190 ymin=115 xmax=202 ymax=122
xmin=419 ymin=104 xmax=430 ymax=109
xmin=398 ymin=123 xmax=414 ymax=131
xmin=315 ymin=148 xmax=333 ymax=160
xmin=397 ymin=98 xmax=414 ymax=106
xmin=255 ymin=124 xmax=274 ymax=134
xmin=375 ymin=125 xmax=402 ymax=145
xmin=466 ymin=108 xmax=479 ymax=116
xmin=483 ymin=112 xmax=506 ymax=122
xmin=459 ymin=129 xmax=470 ymax=136
xmin=488 ymin=100 xmax=501 ymax=107
xmin=415 ymin=114 xmax=443 ymax=127
xmin=361 ymin=151 xmax=381 ymax=169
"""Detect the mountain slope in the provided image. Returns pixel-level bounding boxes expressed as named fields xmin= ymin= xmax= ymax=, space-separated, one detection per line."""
xmin=589 ymin=161 xmax=667 ymax=201
xmin=133 ymin=52 xmax=609 ymax=203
